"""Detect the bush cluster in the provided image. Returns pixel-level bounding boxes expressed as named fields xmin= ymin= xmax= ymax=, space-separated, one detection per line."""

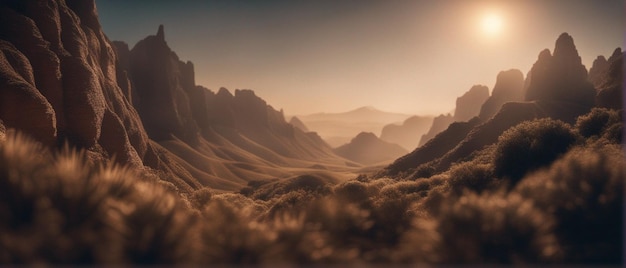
xmin=0 ymin=110 xmax=622 ymax=265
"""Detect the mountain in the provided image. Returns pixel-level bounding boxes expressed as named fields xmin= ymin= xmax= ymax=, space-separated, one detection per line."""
xmin=381 ymin=32 xmax=607 ymax=179
xmin=114 ymin=26 xmax=358 ymax=190
xmin=453 ymin=85 xmax=489 ymax=122
xmin=418 ymin=85 xmax=489 ymax=147
xmin=0 ymin=0 xmax=203 ymax=193
xmin=297 ymin=106 xmax=411 ymax=147
xmin=334 ymin=132 xmax=408 ymax=165
xmin=0 ymin=2 xmax=356 ymax=193
xmin=289 ymin=116 xmax=309 ymax=132
xmin=478 ymin=69 xmax=525 ymax=120
xmin=418 ymin=114 xmax=455 ymax=146
xmin=594 ymin=48 xmax=623 ymax=110
xmin=380 ymin=115 xmax=434 ymax=150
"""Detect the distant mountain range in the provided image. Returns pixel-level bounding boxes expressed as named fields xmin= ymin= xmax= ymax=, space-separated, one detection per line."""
xmin=295 ymin=106 xmax=412 ymax=147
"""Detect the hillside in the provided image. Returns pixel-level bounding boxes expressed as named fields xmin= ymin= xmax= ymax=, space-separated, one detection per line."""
xmin=334 ymin=132 xmax=408 ymax=165
xmin=380 ymin=115 xmax=434 ymax=150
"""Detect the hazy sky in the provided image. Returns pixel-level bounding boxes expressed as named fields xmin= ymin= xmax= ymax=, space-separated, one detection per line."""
xmin=96 ymin=0 xmax=623 ymax=115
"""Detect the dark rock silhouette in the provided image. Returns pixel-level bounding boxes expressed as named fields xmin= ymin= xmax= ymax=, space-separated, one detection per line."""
xmin=383 ymin=32 xmax=609 ymax=179
xmin=478 ymin=69 xmax=525 ymax=120
xmin=453 ymin=85 xmax=489 ymax=122
xmin=524 ymin=33 xmax=595 ymax=112
xmin=418 ymin=114 xmax=455 ymax=146
xmin=128 ymin=25 xmax=199 ymax=142
xmin=419 ymin=85 xmax=489 ymax=147
xmin=380 ymin=115 xmax=433 ymax=150
xmin=595 ymin=48 xmax=623 ymax=110
xmin=289 ymin=116 xmax=310 ymax=132
xmin=588 ymin=55 xmax=608 ymax=87
xmin=334 ymin=132 xmax=408 ymax=165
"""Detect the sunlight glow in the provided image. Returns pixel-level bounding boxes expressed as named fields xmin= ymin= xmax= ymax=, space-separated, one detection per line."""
xmin=481 ymin=12 xmax=504 ymax=36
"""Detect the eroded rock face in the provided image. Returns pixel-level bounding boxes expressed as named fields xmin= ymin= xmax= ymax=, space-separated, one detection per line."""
xmin=454 ymin=85 xmax=489 ymax=122
xmin=479 ymin=69 xmax=524 ymax=120
xmin=0 ymin=0 xmax=199 ymax=192
xmin=0 ymin=40 xmax=56 ymax=146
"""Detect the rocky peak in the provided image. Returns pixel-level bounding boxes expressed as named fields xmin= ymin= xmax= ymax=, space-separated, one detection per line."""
xmin=454 ymin=85 xmax=489 ymax=122
xmin=128 ymin=25 xmax=198 ymax=142
xmin=553 ymin=33 xmax=579 ymax=62
xmin=524 ymin=33 xmax=595 ymax=113
xmin=353 ymin=132 xmax=378 ymax=143
xmin=217 ymin=87 xmax=234 ymax=99
xmin=289 ymin=116 xmax=309 ymax=132
xmin=156 ymin=24 xmax=165 ymax=41
xmin=608 ymin=47 xmax=622 ymax=62
xmin=589 ymin=56 xmax=609 ymax=87
xmin=478 ymin=69 xmax=524 ymax=120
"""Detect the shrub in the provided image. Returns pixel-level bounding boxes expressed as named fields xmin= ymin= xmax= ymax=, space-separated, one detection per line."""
xmin=0 ymin=133 xmax=200 ymax=264
xmin=514 ymin=145 xmax=624 ymax=264
xmin=493 ymin=118 xmax=580 ymax=183
xmin=189 ymin=187 xmax=214 ymax=209
xmin=575 ymin=108 xmax=621 ymax=139
xmin=447 ymin=162 xmax=501 ymax=196
xmin=415 ymin=192 xmax=561 ymax=264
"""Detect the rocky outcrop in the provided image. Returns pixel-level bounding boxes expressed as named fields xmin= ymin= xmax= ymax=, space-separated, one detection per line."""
xmin=588 ymin=56 xmax=608 ymax=87
xmin=595 ymin=48 xmax=623 ymax=110
xmin=478 ymin=69 xmax=525 ymax=120
xmin=0 ymin=1 xmax=198 ymax=192
xmin=334 ymin=132 xmax=407 ymax=165
xmin=454 ymin=85 xmax=489 ymax=122
xmin=128 ymin=25 xmax=199 ymax=143
xmin=418 ymin=113 xmax=454 ymax=146
xmin=380 ymin=115 xmax=433 ymax=150
xmin=289 ymin=116 xmax=309 ymax=132
xmin=525 ymin=33 xmax=595 ymax=112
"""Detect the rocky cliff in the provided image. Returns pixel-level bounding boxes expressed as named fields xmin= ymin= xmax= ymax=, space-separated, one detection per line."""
xmin=453 ymin=85 xmax=489 ymax=122
xmin=0 ymin=1 xmax=352 ymax=192
xmin=0 ymin=0 xmax=201 ymax=193
xmin=594 ymin=48 xmax=623 ymax=110
xmin=478 ymin=69 xmax=525 ymax=120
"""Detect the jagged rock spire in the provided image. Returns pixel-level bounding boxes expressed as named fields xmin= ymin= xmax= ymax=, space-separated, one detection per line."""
xmin=156 ymin=24 xmax=165 ymax=41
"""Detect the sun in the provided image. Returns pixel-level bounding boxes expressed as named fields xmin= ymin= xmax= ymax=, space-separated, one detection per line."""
xmin=481 ymin=12 xmax=504 ymax=36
